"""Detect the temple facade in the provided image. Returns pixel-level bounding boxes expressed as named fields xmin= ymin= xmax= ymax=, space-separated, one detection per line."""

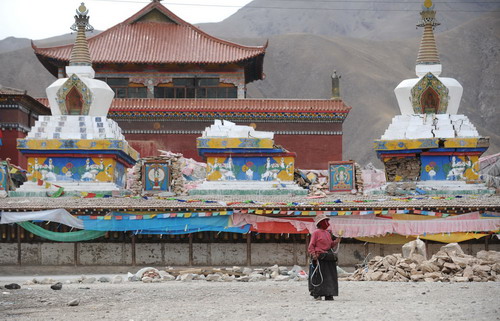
xmin=33 ymin=1 xmax=351 ymax=170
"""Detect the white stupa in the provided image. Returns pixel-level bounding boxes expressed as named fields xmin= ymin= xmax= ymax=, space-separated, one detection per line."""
xmin=382 ymin=0 xmax=478 ymax=140
xmin=374 ymin=0 xmax=489 ymax=186
xmin=15 ymin=3 xmax=138 ymax=196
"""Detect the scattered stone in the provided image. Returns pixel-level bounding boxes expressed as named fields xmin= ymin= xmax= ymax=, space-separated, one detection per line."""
xmin=249 ymin=273 xmax=267 ymax=282
xmin=161 ymin=274 xmax=176 ymax=282
xmin=111 ymin=276 xmax=123 ymax=284
xmin=40 ymin=278 xmax=56 ymax=285
xmin=236 ymin=276 xmax=250 ymax=282
xmin=50 ymin=282 xmax=62 ymax=290
xmin=134 ymin=267 xmax=159 ymax=280
xmin=68 ymin=299 xmax=80 ymax=306
xmin=4 ymin=283 xmax=20 ymax=290
xmin=275 ymin=275 xmax=291 ymax=282
xmin=81 ymin=277 xmax=96 ymax=284
xmin=98 ymin=277 xmax=111 ymax=283
xmin=242 ymin=267 xmax=253 ymax=275
xmin=142 ymin=277 xmax=153 ymax=283
xmin=205 ymin=274 xmax=222 ymax=282
xmin=180 ymin=273 xmax=194 ymax=282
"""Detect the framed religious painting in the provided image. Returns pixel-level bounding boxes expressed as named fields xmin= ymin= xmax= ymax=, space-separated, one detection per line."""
xmin=0 ymin=163 xmax=8 ymax=191
xmin=328 ymin=161 xmax=355 ymax=192
xmin=142 ymin=161 xmax=171 ymax=193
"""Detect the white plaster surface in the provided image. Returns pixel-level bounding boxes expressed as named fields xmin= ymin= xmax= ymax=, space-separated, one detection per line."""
xmin=79 ymin=243 xmax=131 ymax=265
xmin=202 ymin=119 xmax=274 ymax=139
xmin=394 ymin=75 xmax=463 ymax=116
xmin=251 ymin=243 xmax=295 ymax=266
xmin=26 ymin=115 xmax=124 ymax=140
xmin=164 ymin=243 xmax=189 ymax=266
xmin=380 ymin=114 xmax=481 ymax=140
xmin=210 ymin=243 xmax=247 ymax=266
xmin=20 ymin=243 xmax=40 ymax=265
xmin=46 ymin=65 xmax=114 ymax=117
xmin=135 ymin=243 xmax=163 ymax=265
xmin=41 ymin=243 xmax=74 ymax=265
xmin=193 ymin=243 xmax=210 ymax=265
xmin=0 ymin=243 xmax=18 ymax=265
xmin=416 ymin=63 xmax=442 ymax=77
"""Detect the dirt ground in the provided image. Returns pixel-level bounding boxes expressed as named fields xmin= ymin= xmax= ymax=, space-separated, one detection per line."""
xmin=0 ymin=268 xmax=499 ymax=321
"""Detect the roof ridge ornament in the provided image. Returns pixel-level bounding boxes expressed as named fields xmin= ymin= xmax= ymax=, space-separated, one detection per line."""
xmin=69 ymin=2 xmax=93 ymax=66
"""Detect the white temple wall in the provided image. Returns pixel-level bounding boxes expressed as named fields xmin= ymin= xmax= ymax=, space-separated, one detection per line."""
xmin=0 ymin=242 xmax=497 ymax=266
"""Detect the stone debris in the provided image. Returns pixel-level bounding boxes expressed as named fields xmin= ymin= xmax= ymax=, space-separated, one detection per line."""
xmin=81 ymin=276 xmax=96 ymax=284
xmin=67 ymin=299 xmax=80 ymax=306
xmin=347 ymin=243 xmax=500 ymax=282
xmin=122 ymin=265 xmax=309 ymax=283
xmin=4 ymin=283 xmax=21 ymax=290
xmin=111 ymin=276 xmax=123 ymax=284
xmin=50 ymin=282 xmax=62 ymax=290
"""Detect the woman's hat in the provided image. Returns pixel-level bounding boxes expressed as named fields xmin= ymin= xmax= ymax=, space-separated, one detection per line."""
xmin=314 ymin=214 xmax=329 ymax=226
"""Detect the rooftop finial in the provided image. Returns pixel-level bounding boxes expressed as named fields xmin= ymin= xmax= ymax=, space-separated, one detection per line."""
xmin=331 ymin=70 xmax=341 ymax=100
xmin=416 ymin=0 xmax=440 ymax=66
xmin=69 ymin=2 xmax=93 ymax=66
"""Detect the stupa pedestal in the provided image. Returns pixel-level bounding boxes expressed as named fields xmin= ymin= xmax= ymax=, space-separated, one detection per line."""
xmin=190 ymin=120 xmax=307 ymax=195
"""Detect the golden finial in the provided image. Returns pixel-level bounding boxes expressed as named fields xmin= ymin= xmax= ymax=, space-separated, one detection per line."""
xmin=424 ymin=0 xmax=433 ymax=9
xmin=78 ymin=3 xmax=88 ymax=14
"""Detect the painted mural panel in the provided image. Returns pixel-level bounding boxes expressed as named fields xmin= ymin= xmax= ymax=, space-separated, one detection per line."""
xmin=26 ymin=157 xmax=116 ymax=183
xmin=0 ymin=163 xmax=7 ymax=191
xmin=420 ymin=155 xmax=479 ymax=182
xmin=206 ymin=156 xmax=294 ymax=181
xmin=143 ymin=162 xmax=170 ymax=192
xmin=328 ymin=161 xmax=355 ymax=192
xmin=196 ymin=138 xmax=274 ymax=149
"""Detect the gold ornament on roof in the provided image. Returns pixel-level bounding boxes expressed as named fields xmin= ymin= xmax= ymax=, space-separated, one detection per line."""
xmin=77 ymin=3 xmax=88 ymax=15
xmin=424 ymin=0 xmax=433 ymax=9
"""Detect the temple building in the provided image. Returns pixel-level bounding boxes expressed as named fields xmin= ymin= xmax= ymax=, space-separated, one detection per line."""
xmin=0 ymin=86 xmax=50 ymax=167
xmin=33 ymin=1 xmax=351 ymax=170
xmin=374 ymin=0 xmax=489 ymax=184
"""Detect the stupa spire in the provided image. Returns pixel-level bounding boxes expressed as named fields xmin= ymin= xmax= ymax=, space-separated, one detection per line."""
xmin=416 ymin=0 xmax=440 ymax=66
xmin=69 ymin=3 xmax=93 ymax=66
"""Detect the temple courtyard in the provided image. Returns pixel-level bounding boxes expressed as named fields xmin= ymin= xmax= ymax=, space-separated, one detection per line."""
xmin=0 ymin=271 xmax=498 ymax=321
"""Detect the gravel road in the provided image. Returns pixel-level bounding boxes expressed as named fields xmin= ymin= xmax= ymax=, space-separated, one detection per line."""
xmin=1 ymin=278 xmax=499 ymax=321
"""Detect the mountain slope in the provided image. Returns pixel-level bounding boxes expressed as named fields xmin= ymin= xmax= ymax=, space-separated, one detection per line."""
xmin=199 ymin=0 xmax=499 ymax=40
xmin=0 ymin=8 xmax=497 ymax=166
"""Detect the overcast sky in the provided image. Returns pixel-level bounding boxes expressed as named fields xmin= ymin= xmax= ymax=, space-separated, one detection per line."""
xmin=0 ymin=0 xmax=253 ymax=41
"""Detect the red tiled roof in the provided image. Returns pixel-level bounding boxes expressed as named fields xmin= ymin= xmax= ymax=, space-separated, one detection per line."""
xmin=36 ymin=98 xmax=351 ymax=113
xmin=33 ymin=2 xmax=266 ymax=66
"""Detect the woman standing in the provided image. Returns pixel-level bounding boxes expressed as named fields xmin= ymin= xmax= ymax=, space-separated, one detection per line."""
xmin=308 ymin=214 xmax=340 ymax=301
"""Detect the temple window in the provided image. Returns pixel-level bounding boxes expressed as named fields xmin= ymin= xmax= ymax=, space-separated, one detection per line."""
xmin=97 ymin=78 xmax=147 ymax=98
xmin=154 ymin=77 xmax=237 ymax=99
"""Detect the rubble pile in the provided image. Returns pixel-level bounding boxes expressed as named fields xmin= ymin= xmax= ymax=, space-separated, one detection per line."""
xmin=127 ymin=151 xmax=185 ymax=196
xmin=384 ymin=158 xmax=420 ymax=182
xmin=354 ymin=162 xmax=363 ymax=194
xmin=128 ymin=265 xmax=309 ymax=283
xmin=347 ymin=242 xmax=500 ymax=282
